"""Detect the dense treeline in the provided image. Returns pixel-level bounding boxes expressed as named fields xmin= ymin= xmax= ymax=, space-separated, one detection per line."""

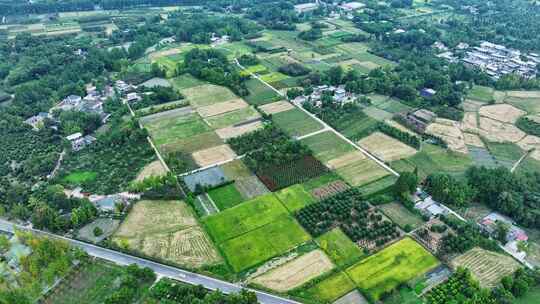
xmin=147 ymin=278 xmax=258 ymax=303
xmin=424 ymin=173 xmax=472 ymax=207
xmin=278 ymin=62 xmax=311 ymax=77
xmin=466 ymin=167 xmax=540 ymax=228
xmin=129 ymin=173 xmax=183 ymax=199
xmin=516 ymin=116 xmax=540 ymax=137
xmin=181 ymin=48 xmax=249 ymax=96
xmin=377 ymin=122 xmax=420 ymax=149
xmin=227 ymin=124 xmax=289 ymax=155
xmin=439 ymin=215 xmax=499 ymax=255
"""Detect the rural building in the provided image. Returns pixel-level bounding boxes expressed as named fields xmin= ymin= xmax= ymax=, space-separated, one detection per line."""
xmin=126 ymin=92 xmax=142 ymax=103
xmin=479 ymin=212 xmax=528 ymax=243
xmin=413 ymin=109 xmax=437 ymax=123
xmin=413 ymin=189 xmax=448 ymax=218
xmin=294 ymin=2 xmax=319 ymax=13
xmin=420 ymin=88 xmax=437 ymax=99
xmin=24 ymin=112 xmax=51 ymax=130
xmin=298 ymin=84 xmax=355 ymax=107
xmin=340 ymin=2 xmax=365 ymax=11
xmin=66 ymin=132 xmax=96 ymax=152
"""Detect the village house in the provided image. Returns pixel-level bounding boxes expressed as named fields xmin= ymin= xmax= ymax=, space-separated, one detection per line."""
xmin=479 ymin=212 xmax=528 ymax=243
xmin=66 ymin=132 xmax=96 ymax=152
xmin=420 ymin=88 xmax=437 ymax=99
xmin=294 ymin=2 xmax=319 ymax=13
xmin=24 ymin=112 xmax=51 ymax=130
xmin=295 ymin=85 xmax=355 ymax=107
xmin=126 ymin=92 xmax=142 ymax=103
xmin=339 ymin=2 xmax=365 ymax=11
xmin=413 ymin=188 xmax=449 ymax=218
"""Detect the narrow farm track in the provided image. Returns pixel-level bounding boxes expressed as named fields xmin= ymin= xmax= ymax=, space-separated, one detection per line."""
xmin=0 ymin=219 xmax=302 ymax=304
xmin=234 ymin=58 xmax=399 ymax=177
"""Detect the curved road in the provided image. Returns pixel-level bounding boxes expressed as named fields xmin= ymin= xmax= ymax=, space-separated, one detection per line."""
xmin=0 ymin=219 xmax=300 ymax=304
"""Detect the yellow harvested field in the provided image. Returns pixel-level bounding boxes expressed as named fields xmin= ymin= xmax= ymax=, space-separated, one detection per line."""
xmin=197 ymin=99 xmax=248 ymax=117
xmin=461 ymin=112 xmax=479 ymax=133
xmin=259 ymin=101 xmax=295 ymax=115
xmin=463 ymin=133 xmax=485 ymax=148
xmin=337 ymin=158 xmax=390 ymax=186
xmin=451 ymin=247 xmax=520 ymax=288
xmin=252 ymin=250 xmax=334 ymax=292
xmin=506 ymin=90 xmax=540 ymax=98
xmin=113 ymin=200 xmax=221 ymax=267
xmin=478 ymin=117 xmax=526 ymax=143
xmin=326 ymin=151 xmax=366 ymax=170
xmin=517 ymin=135 xmax=540 ymax=160
xmin=135 ymin=160 xmax=167 ymax=182
xmin=478 ymin=104 xmax=526 ymax=124
xmin=462 ymin=99 xmax=486 ymax=112
xmin=191 ymin=144 xmax=237 ymax=167
xmin=426 ymin=122 xmax=468 ymax=154
xmin=493 ymin=91 xmax=507 ymax=103
xmin=357 ymin=132 xmax=417 ymax=162
xmin=215 ymin=120 xmax=263 ymax=140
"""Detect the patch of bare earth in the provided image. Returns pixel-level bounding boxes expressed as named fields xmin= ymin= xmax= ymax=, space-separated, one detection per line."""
xmin=196 ymin=99 xmax=248 ymax=117
xmin=325 ymin=151 xmax=365 ymax=170
xmin=251 ymin=250 xmax=334 ymax=292
xmin=477 ymin=117 xmax=526 ymax=143
xmin=463 ymin=133 xmax=485 ymax=147
xmin=517 ymin=135 xmax=540 ymax=160
xmin=259 ymin=100 xmax=294 ymax=115
xmin=478 ymin=104 xmax=526 ymax=124
xmin=192 ymin=144 xmax=237 ymax=167
xmin=357 ymin=132 xmax=417 ymax=162
xmin=135 ymin=160 xmax=167 ymax=182
xmin=215 ymin=120 xmax=263 ymax=140
xmin=426 ymin=120 xmax=468 ymax=153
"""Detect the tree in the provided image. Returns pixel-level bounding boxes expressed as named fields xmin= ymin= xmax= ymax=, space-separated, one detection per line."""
xmin=93 ymin=227 xmax=103 ymax=237
xmin=495 ymin=220 xmax=510 ymax=244
xmin=394 ymin=172 xmax=418 ymax=197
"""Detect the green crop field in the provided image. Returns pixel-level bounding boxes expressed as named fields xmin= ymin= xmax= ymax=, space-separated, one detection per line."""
xmin=244 ymin=78 xmax=282 ymax=105
xmin=260 ymin=72 xmax=289 ymax=83
xmin=272 ymin=108 xmax=324 ymax=138
xmin=206 ymin=106 xmax=260 ymax=129
xmin=202 ymin=193 xmax=288 ymax=243
xmin=301 ymin=131 xmax=355 ymax=163
xmin=506 ymin=96 xmax=540 ymax=114
xmin=379 ymin=202 xmax=424 ymax=230
xmin=336 ymin=158 xmax=390 ymax=187
xmin=316 ymin=228 xmax=364 ymax=267
xmin=512 ymin=286 xmax=540 ymax=304
xmin=143 ymin=112 xmax=211 ymax=146
xmin=170 ymin=74 xmax=206 ymax=90
xmin=63 ymin=171 xmax=97 ymax=184
xmin=208 ymin=183 xmax=245 ymax=211
xmin=160 ymin=131 xmax=223 ymax=155
xmin=346 ymin=237 xmax=439 ymax=301
xmin=302 ymin=172 xmax=343 ymax=191
xmin=220 ymin=215 xmax=310 ymax=272
xmin=295 ymin=271 xmax=356 ymax=303
xmin=181 ymin=84 xmax=238 ymax=107
xmin=275 ymin=184 xmax=315 ymax=212
xmin=467 ymin=85 xmax=494 ymax=103
xmin=357 ymin=175 xmax=398 ymax=196
xmin=485 ymin=142 xmax=524 ymax=169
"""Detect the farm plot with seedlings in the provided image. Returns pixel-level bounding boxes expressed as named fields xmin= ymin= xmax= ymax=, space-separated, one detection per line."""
xmin=485 ymin=141 xmax=525 ymax=169
xmin=357 ymin=132 xmax=417 ymax=162
xmin=326 ymin=151 xmax=365 ymax=170
xmin=506 ymin=96 xmax=540 ymax=114
xmin=467 ymin=85 xmax=495 ymax=103
xmin=478 ymin=104 xmax=526 ymax=123
xmin=358 ymin=175 xmax=398 ymax=196
xmin=259 ymin=100 xmax=294 ymax=115
xmin=310 ymin=180 xmax=350 ymax=201
xmin=215 ymin=120 xmax=264 ymax=140
xmin=205 ymin=106 xmax=260 ymax=129
xmin=450 ymin=247 xmax=520 ymax=288
xmin=293 ymin=271 xmax=356 ymax=303
xmin=181 ymin=84 xmax=238 ymax=107
xmin=142 ymin=110 xmax=210 ymax=147
xmin=233 ymin=175 xmax=270 ymax=199
xmin=191 ymin=144 xmax=237 ymax=167
xmin=244 ymin=78 xmax=282 ymax=106
xmin=207 ymin=183 xmax=244 ymax=210
xmin=301 ymin=131 xmax=355 ymax=163
xmin=378 ymin=202 xmax=424 ymax=231
xmin=196 ymin=99 xmax=249 ymax=118
xmin=113 ymin=200 xmax=221 ymax=268
xmin=363 ymin=106 xmax=394 ymax=121
xmin=256 ymin=155 xmax=329 ymax=191
xmin=251 ymin=249 xmax=334 ymax=292
xmin=346 ymin=237 xmax=440 ymax=302
xmin=183 ymin=166 xmax=228 ymax=192
xmin=275 ymin=184 xmax=315 ymax=212
xmin=316 ymin=228 xmax=365 ymax=268
xmin=336 ymin=157 xmax=391 ymax=187
xmin=296 ymin=189 xmax=401 ymax=250
xmin=160 ymin=131 xmax=223 ymax=155
xmin=272 ymin=108 xmax=324 ymax=138
xmin=170 ymin=74 xmax=206 ymax=90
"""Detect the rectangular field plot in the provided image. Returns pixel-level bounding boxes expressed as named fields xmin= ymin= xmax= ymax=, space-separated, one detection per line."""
xmin=160 ymin=131 xmax=223 ymax=155
xmin=251 ymin=249 xmax=334 ymax=291
xmin=181 ymin=84 xmax=238 ymax=107
xmin=301 ymin=131 xmax=355 ymax=163
xmin=234 ymin=175 xmax=271 ymax=199
xmin=256 ymin=156 xmax=329 ymax=191
xmin=170 ymin=74 xmax=206 ymax=90
xmin=293 ymin=271 xmax=356 ymax=303
xmin=316 ymin=228 xmax=365 ymax=267
xmin=207 ymin=183 xmax=244 ymax=211
xmin=141 ymin=109 xmax=210 ymax=146
xmin=196 ymin=99 xmax=248 ymax=118
xmin=244 ymin=78 xmax=282 ymax=105
xmin=357 ymin=132 xmax=417 ymax=162
xmin=310 ymin=180 xmax=350 ymax=201
xmin=259 ymin=100 xmax=294 ymax=115
xmin=357 ymin=175 xmax=398 ymax=196
xmin=113 ymin=200 xmax=221 ymax=268
xmin=220 ymin=215 xmax=311 ymax=272
xmin=215 ymin=120 xmax=264 ymax=140
xmin=183 ymin=166 xmax=228 ymax=192
xmin=272 ymin=108 xmax=324 ymax=138
xmin=467 ymin=85 xmax=494 ymax=103
xmin=336 ymin=158 xmax=390 ymax=187
xmin=205 ymin=106 xmax=260 ymax=129
xmin=275 ymin=184 xmax=315 ymax=212
xmin=191 ymin=144 xmax=237 ymax=167
xmin=202 ymin=193 xmax=288 ymax=243
xmin=450 ymin=247 xmax=520 ymax=288
xmin=346 ymin=237 xmax=439 ymax=301
xmin=378 ymin=202 xmax=424 ymax=230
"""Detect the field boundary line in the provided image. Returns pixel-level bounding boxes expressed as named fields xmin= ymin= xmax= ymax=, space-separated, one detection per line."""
xmin=178 ymin=154 xmax=246 ymax=177
xmin=205 ymin=193 xmax=220 ymax=213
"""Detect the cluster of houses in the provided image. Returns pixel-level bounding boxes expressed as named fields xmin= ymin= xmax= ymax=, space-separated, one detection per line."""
xmin=435 ymin=41 xmax=539 ymax=80
xmin=65 ymin=187 xmax=139 ymax=213
xmin=413 ymin=188 xmax=450 ymax=218
xmin=294 ymin=1 xmax=365 ymax=19
xmin=292 ymin=84 xmax=355 ymax=107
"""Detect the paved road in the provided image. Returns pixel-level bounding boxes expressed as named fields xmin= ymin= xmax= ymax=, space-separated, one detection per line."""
xmin=235 ymin=59 xmax=399 ymax=177
xmin=0 ymin=219 xmax=301 ymax=304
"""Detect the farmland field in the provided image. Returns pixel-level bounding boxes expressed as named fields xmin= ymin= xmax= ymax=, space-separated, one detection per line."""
xmin=256 ymin=155 xmax=329 ymax=191
xmin=316 ymin=228 xmax=365 ymax=267
xmin=357 ymin=132 xmax=417 ymax=162
xmin=357 ymin=175 xmax=398 ymax=196
xmin=467 ymin=85 xmax=494 ymax=103
xmin=379 ymin=202 xmax=424 ymax=230
xmin=160 ymin=131 xmax=223 ymax=155
xmin=170 ymin=74 xmax=206 ymax=90
xmin=219 ymin=215 xmax=311 ymax=272
xmin=450 ymin=247 xmax=520 ymax=288
xmin=252 ymin=249 xmax=334 ymax=291
xmin=207 ymin=183 xmax=244 ymax=210
xmin=142 ymin=110 xmax=210 ymax=146
xmin=294 ymin=271 xmax=356 ymax=303
xmin=275 ymin=184 xmax=315 ymax=212
xmin=191 ymin=144 xmax=237 ymax=167
xmin=336 ymin=158 xmax=390 ymax=187
xmin=113 ymin=200 xmax=221 ymax=268
xmin=346 ymin=237 xmax=439 ymax=301
xmin=205 ymin=106 xmax=260 ymax=129
xmin=181 ymin=84 xmax=237 ymax=107
xmin=244 ymin=78 xmax=282 ymax=105
xmin=272 ymin=108 xmax=324 ymax=138
xmin=301 ymin=131 xmax=355 ymax=163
